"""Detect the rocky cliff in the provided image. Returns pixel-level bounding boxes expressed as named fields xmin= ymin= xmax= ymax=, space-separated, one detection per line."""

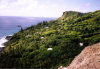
xmin=58 ymin=11 xmax=84 ymax=20
xmin=59 ymin=42 xmax=100 ymax=69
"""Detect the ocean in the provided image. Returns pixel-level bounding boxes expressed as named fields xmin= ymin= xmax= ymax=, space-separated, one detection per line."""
xmin=0 ymin=16 xmax=55 ymax=47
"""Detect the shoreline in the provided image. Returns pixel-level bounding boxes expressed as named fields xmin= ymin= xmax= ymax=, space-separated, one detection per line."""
xmin=0 ymin=35 xmax=12 ymax=51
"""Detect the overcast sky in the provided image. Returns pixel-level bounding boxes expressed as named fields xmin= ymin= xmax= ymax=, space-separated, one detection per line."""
xmin=0 ymin=0 xmax=99 ymax=17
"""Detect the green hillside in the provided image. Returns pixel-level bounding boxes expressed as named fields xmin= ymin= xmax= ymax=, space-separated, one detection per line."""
xmin=0 ymin=10 xmax=100 ymax=68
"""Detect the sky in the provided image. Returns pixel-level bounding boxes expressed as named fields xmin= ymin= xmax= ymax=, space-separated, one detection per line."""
xmin=0 ymin=0 xmax=99 ymax=17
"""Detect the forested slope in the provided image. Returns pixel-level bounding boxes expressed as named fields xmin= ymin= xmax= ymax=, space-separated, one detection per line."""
xmin=0 ymin=10 xmax=100 ymax=68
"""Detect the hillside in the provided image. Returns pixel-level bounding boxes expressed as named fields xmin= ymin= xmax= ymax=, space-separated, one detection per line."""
xmin=0 ymin=10 xmax=100 ymax=68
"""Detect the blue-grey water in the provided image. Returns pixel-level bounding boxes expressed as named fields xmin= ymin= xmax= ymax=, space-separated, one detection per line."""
xmin=0 ymin=16 xmax=56 ymax=47
xmin=0 ymin=16 xmax=55 ymax=38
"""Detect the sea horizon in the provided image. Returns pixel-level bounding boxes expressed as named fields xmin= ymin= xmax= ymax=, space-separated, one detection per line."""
xmin=0 ymin=16 xmax=56 ymax=47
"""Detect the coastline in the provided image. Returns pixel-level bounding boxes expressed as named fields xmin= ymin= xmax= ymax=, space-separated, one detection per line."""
xmin=0 ymin=35 xmax=12 ymax=51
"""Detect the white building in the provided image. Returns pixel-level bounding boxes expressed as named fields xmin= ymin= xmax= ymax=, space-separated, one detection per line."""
xmin=47 ymin=48 xmax=53 ymax=51
xmin=26 ymin=35 xmax=32 ymax=38
xmin=79 ymin=43 xmax=83 ymax=46
xmin=41 ymin=37 xmax=44 ymax=39
xmin=45 ymin=27 xmax=49 ymax=29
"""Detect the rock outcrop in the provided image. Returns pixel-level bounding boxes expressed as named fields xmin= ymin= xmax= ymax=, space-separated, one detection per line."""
xmin=60 ymin=43 xmax=100 ymax=69
xmin=58 ymin=11 xmax=84 ymax=20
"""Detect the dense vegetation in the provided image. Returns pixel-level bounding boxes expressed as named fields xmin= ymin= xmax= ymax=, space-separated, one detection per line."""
xmin=0 ymin=10 xmax=100 ymax=68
